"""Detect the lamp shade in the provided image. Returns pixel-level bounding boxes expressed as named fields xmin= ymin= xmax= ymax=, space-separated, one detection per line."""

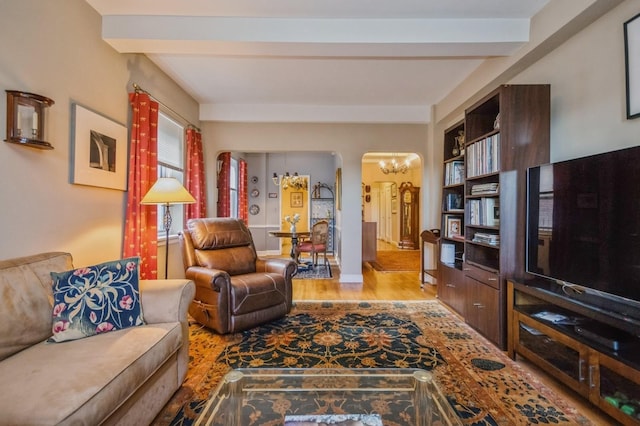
xmin=141 ymin=177 xmax=196 ymax=205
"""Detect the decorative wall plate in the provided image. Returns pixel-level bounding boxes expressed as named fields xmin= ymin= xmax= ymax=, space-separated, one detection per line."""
xmin=251 ymin=188 xmax=260 ymax=198
xmin=249 ymin=204 xmax=260 ymax=215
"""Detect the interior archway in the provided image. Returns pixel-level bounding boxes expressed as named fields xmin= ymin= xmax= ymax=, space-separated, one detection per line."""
xmin=361 ymin=152 xmax=423 ymax=270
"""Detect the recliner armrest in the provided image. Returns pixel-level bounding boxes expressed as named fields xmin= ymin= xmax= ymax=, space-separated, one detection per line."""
xmin=256 ymin=257 xmax=296 ymax=277
xmin=185 ymin=266 xmax=231 ymax=292
xmin=139 ymin=279 xmax=195 ymax=324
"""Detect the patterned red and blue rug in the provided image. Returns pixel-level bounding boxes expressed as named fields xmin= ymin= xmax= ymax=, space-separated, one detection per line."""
xmin=153 ymin=301 xmax=592 ymax=425
xmin=293 ymin=262 xmax=332 ymax=279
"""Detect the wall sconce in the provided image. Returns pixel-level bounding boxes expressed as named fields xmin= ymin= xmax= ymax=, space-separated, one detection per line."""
xmin=5 ymin=90 xmax=54 ymax=149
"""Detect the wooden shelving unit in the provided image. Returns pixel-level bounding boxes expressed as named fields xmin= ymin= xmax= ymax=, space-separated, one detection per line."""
xmin=437 ymin=85 xmax=550 ymax=349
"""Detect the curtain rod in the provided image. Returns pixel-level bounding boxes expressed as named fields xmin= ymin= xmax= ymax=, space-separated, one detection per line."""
xmin=132 ymin=83 xmax=201 ymax=132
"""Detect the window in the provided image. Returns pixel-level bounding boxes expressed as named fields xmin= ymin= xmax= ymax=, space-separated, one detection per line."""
xmin=157 ymin=112 xmax=185 ymax=237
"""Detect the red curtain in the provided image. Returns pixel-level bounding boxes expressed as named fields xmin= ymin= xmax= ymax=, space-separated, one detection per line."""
xmin=184 ymin=128 xmax=206 ymax=221
xmin=238 ymin=159 xmax=248 ymax=224
xmin=123 ymin=92 xmax=159 ymax=279
xmin=216 ymin=152 xmax=231 ymax=217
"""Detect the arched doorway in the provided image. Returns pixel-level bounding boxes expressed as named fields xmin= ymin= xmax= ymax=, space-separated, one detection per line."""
xmin=361 ymin=152 xmax=422 ymax=270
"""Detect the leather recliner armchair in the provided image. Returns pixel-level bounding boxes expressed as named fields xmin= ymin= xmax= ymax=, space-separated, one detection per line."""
xmin=180 ymin=217 xmax=296 ymax=334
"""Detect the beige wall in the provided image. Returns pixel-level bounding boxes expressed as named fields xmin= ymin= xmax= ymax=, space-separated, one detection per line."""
xmin=0 ymin=0 xmax=199 ymax=272
xmin=511 ymin=0 xmax=640 ymax=162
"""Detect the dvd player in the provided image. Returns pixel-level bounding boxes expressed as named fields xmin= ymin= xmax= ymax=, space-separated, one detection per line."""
xmin=574 ymin=323 xmax=630 ymax=351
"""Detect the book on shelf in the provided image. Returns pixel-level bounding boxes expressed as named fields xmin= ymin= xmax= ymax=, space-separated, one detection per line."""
xmin=444 ymin=193 xmax=463 ymax=211
xmin=467 ymin=134 xmax=500 ymax=178
xmin=444 ymin=160 xmax=465 ymax=185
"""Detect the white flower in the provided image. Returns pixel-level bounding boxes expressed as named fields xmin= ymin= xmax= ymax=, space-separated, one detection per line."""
xmin=284 ymin=213 xmax=301 ymax=224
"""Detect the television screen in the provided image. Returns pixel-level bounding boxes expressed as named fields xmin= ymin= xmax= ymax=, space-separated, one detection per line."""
xmin=526 ymin=145 xmax=640 ymax=309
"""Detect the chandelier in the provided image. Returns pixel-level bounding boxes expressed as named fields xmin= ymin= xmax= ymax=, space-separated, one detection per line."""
xmin=272 ymin=172 xmax=308 ymax=190
xmin=379 ymin=156 xmax=410 ymax=174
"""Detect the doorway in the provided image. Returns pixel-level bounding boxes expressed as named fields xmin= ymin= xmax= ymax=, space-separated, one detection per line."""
xmin=361 ymin=152 xmax=422 ymax=256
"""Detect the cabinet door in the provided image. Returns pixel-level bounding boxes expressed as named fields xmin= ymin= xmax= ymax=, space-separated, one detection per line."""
xmin=590 ymin=352 xmax=640 ymax=424
xmin=514 ymin=315 xmax=591 ymax=397
xmin=438 ymin=265 xmax=466 ymax=316
xmin=466 ymin=277 xmax=501 ymax=344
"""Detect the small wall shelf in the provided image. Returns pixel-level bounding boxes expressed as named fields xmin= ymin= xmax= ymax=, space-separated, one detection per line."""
xmin=5 ymin=90 xmax=55 ymax=149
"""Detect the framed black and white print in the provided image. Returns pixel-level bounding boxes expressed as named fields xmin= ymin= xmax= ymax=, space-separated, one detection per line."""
xmin=71 ymin=104 xmax=127 ymax=190
xmin=624 ymin=12 xmax=640 ymax=119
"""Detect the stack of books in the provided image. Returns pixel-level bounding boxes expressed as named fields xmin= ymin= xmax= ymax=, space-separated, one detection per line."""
xmin=470 ymin=183 xmax=499 ymax=195
xmin=472 ymin=232 xmax=500 ymax=246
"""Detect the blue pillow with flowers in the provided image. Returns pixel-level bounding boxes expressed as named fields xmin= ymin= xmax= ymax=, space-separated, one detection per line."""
xmin=48 ymin=257 xmax=145 ymax=343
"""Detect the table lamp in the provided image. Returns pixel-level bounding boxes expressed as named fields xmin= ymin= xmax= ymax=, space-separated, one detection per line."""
xmin=141 ymin=177 xmax=195 ymax=278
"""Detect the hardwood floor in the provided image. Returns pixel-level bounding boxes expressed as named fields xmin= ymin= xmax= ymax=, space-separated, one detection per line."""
xmin=291 ymin=241 xmax=613 ymax=426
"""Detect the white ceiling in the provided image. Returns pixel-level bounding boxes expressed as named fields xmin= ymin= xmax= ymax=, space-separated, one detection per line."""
xmin=85 ymin=0 xmax=550 ymax=123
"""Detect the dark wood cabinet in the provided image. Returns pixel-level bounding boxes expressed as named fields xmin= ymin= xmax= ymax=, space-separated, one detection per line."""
xmin=437 ymin=85 xmax=550 ymax=350
xmin=466 ymin=276 xmax=501 ymax=344
xmin=438 ymin=264 xmax=467 ymax=316
xmin=508 ymin=280 xmax=640 ymax=425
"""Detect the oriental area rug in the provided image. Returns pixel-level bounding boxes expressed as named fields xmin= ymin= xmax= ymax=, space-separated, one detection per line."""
xmin=293 ymin=263 xmax=333 ymax=279
xmin=153 ymin=301 xmax=592 ymax=426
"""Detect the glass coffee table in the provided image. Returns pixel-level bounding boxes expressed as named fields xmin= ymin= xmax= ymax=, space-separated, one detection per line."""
xmin=195 ymin=368 xmax=462 ymax=425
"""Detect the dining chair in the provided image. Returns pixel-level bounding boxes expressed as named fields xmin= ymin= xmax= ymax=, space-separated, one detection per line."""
xmin=295 ymin=220 xmax=330 ymax=275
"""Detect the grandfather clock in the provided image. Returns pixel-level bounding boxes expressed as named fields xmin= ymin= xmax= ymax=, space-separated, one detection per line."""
xmin=399 ymin=182 xmax=420 ymax=249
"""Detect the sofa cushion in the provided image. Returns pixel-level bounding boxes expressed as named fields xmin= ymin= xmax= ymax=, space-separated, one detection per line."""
xmin=0 ymin=322 xmax=182 ymax=425
xmin=0 ymin=252 xmax=73 ymax=361
xmin=49 ymin=257 xmax=145 ymax=343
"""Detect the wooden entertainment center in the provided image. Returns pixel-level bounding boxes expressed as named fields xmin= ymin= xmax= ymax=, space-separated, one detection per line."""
xmin=508 ymin=279 xmax=640 ymax=425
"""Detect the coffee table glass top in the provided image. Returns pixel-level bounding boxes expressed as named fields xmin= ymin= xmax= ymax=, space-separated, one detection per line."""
xmin=195 ymin=368 xmax=462 ymax=426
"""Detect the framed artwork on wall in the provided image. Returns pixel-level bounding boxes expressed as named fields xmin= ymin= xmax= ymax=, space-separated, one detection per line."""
xmin=71 ymin=104 xmax=128 ymax=190
xmin=290 ymin=192 xmax=303 ymax=208
xmin=624 ymin=12 xmax=640 ymax=119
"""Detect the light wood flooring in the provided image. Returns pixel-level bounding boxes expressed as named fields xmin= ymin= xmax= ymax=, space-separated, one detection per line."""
xmin=291 ymin=240 xmax=613 ymax=425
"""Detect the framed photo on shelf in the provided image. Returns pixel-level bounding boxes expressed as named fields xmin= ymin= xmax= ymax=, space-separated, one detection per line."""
xmin=290 ymin=192 xmax=303 ymax=208
xmin=625 ymin=12 xmax=640 ymax=119
xmin=445 ymin=215 xmax=462 ymax=238
xmin=71 ymin=104 xmax=128 ymax=190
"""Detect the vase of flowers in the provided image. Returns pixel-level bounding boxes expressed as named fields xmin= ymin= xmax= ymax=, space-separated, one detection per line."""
xmin=285 ymin=213 xmax=301 ymax=234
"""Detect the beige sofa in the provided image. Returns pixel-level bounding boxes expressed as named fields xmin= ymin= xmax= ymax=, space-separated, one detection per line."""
xmin=0 ymin=252 xmax=195 ymax=425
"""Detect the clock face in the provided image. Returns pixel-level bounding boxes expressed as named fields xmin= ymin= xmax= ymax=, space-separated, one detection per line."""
xmin=251 ymin=188 xmax=260 ymax=198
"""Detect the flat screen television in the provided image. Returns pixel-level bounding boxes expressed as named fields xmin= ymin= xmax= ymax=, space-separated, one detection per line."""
xmin=526 ymin=145 xmax=640 ymax=322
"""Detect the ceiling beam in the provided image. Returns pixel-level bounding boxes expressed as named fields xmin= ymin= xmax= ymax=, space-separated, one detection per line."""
xmin=101 ymin=16 xmax=530 ymax=58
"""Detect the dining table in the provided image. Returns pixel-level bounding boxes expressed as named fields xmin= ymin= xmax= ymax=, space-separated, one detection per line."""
xmin=268 ymin=230 xmax=311 ymax=261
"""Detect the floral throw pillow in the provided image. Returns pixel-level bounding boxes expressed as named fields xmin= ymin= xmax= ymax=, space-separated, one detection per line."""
xmin=48 ymin=257 xmax=145 ymax=343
